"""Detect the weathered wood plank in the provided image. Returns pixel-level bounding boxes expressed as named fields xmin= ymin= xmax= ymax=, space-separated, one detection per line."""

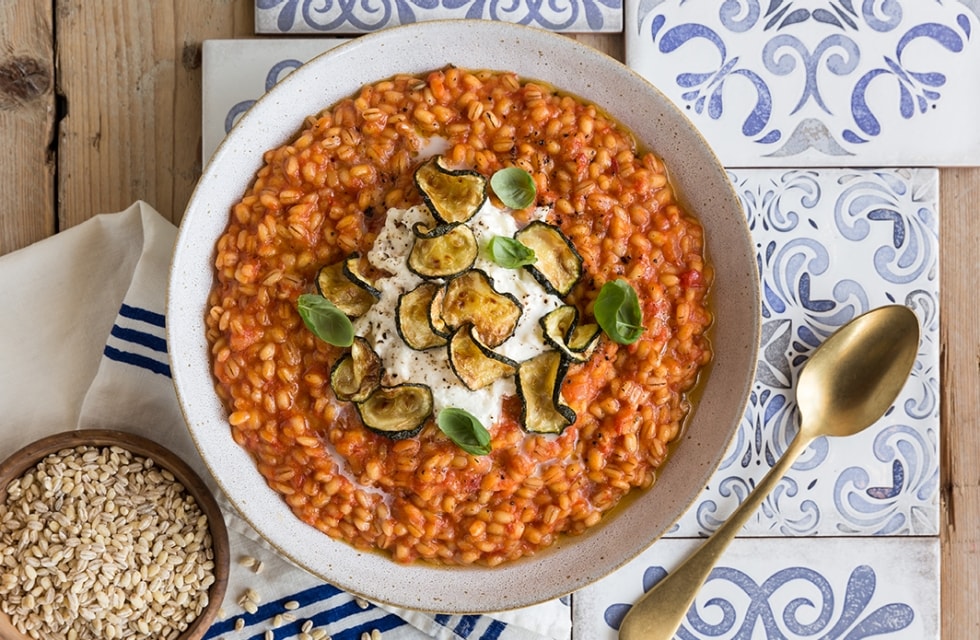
xmin=0 ymin=0 xmax=55 ymax=254
xmin=570 ymin=32 xmax=623 ymax=61
xmin=939 ymin=166 xmax=980 ymax=640
xmin=55 ymin=0 xmax=253 ymax=229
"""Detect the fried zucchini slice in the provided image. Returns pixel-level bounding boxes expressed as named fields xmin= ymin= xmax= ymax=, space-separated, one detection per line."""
xmin=414 ymin=155 xmax=487 ymax=225
xmin=330 ymin=337 xmax=383 ymax=402
xmin=428 ymin=285 xmax=451 ymax=338
xmin=567 ymin=322 xmax=601 ymax=359
xmin=397 ymin=282 xmax=448 ymax=351
xmin=356 ymin=384 xmax=433 ymax=440
xmin=540 ymin=305 xmax=601 ymax=363
xmin=408 ymin=223 xmax=479 ymax=278
xmin=441 ymin=269 xmax=522 ymax=348
xmin=448 ymin=324 xmax=519 ymax=391
xmin=516 ymin=350 xmax=576 ymax=435
xmin=515 ymin=221 xmax=583 ymax=297
xmin=342 ymin=253 xmax=381 ymax=298
xmin=315 ymin=261 xmax=378 ymax=317
xmin=540 ymin=305 xmax=577 ymax=346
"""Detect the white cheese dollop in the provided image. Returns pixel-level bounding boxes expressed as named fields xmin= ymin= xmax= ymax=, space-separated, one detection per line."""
xmin=353 ymin=201 xmax=561 ymax=429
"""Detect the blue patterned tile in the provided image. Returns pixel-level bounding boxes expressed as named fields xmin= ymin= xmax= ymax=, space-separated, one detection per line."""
xmin=202 ymin=39 xmax=351 ymax=164
xmin=254 ymin=0 xmax=623 ymax=34
xmin=574 ymin=537 xmax=940 ymax=639
xmin=668 ymin=167 xmax=940 ymax=538
xmin=626 ymin=0 xmax=980 ymax=167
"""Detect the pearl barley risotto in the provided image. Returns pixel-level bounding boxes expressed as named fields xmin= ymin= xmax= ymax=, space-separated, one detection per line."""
xmin=207 ymin=67 xmax=712 ymax=566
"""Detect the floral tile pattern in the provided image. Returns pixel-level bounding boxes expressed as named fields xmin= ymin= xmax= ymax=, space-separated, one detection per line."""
xmin=254 ymin=0 xmax=623 ymax=35
xmin=202 ymin=39 xmax=350 ymax=163
xmin=626 ymin=0 xmax=980 ymax=167
xmin=667 ymin=167 xmax=941 ymax=538
xmin=573 ymin=536 xmax=940 ymax=639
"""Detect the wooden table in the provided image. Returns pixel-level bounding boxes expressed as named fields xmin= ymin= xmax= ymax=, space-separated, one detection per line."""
xmin=2 ymin=2 xmax=976 ymax=636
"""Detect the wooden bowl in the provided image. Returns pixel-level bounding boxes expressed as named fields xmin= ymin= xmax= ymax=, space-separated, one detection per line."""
xmin=0 ymin=430 xmax=230 ymax=640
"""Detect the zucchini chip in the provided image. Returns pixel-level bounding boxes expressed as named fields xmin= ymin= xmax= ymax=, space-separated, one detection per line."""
xmin=408 ymin=223 xmax=479 ymax=278
xmin=516 ymin=351 xmax=576 ymax=435
xmin=330 ymin=337 xmax=383 ymax=402
xmin=316 ymin=262 xmax=378 ymax=318
xmin=414 ymin=155 xmax=487 ymax=225
xmin=448 ymin=324 xmax=519 ymax=391
xmin=441 ymin=269 xmax=522 ymax=348
xmin=567 ymin=322 xmax=601 ymax=360
xmin=342 ymin=253 xmax=382 ymax=298
xmin=540 ymin=305 xmax=577 ymax=347
xmin=540 ymin=305 xmax=601 ymax=363
xmin=397 ymin=283 xmax=448 ymax=351
xmin=515 ymin=221 xmax=583 ymax=297
xmin=428 ymin=285 xmax=451 ymax=338
xmin=356 ymin=383 xmax=433 ymax=440
xmin=411 ymin=220 xmax=450 ymax=239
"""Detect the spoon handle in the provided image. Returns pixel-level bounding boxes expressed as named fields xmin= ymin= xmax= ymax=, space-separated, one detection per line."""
xmin=619 ymin=430 xmax=812 ymax=640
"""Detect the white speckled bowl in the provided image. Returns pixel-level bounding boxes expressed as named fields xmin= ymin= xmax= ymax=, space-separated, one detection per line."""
xmin=168 ymin=20 xmax=759 ymax=613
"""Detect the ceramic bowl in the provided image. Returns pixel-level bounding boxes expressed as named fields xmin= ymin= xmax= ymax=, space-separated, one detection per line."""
xmin=0 ymin=430 xmax=230 ymax=640
xmin=168 ymin=20 xmax=759 ymax=612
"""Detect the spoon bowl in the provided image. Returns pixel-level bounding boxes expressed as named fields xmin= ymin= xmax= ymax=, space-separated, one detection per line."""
xmin=797 ymin=306 xmax=919 ymax=436
xmin=619 ymin=305 xmax=920 ymax=640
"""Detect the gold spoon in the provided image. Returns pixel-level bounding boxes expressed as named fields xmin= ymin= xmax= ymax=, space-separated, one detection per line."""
xmin=619 ymin=304 xmax=920 ymax=640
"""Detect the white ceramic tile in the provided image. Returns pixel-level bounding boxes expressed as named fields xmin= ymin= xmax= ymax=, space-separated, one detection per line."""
xmin=668 ymin=168 xmax=941 ymax=538
xmin=574 ymin=536 xmax=940 ymax=640
xmin=625 ymin=0 xmax=980 ymax=167
xmin=254 ymin=1 xmax=623 ymax=34
xmin=201 ymin=38 xmax=351 ymax=164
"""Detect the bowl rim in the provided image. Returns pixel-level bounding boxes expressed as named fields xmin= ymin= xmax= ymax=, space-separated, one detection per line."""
xmin=169 ymin=19 xmax=760 ymax=613
xmin=0 ymin=429 xmax=230 ymax=640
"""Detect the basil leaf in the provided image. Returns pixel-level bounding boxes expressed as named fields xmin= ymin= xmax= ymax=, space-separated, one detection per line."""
xmin=490 ymin=167 xmax=536 ymax=209
xmin=594 ymin=279 xmax=644 ymax=345
xmin=488 ymin=236 xmax=537 ymax=269
xmin=437 ymin=408 xmax=492 ymax=456
xmin=296 ymin=293 xmax=355 ymax=347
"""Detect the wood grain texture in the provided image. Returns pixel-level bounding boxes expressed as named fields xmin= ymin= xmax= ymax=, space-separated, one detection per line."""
xmin=939 ymin=166 xmax=980 ymax=640
xmin=571 ymin=32 xmax=624 ymax=61
xmin=0 ymin=0 xmax=55 ymax=254
xmin=55 ymin=0 xmax=253 ymax=229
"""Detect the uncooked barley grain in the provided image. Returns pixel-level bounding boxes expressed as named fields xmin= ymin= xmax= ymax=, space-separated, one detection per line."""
xmin=0 ymin=445 xmax=215 ymax=640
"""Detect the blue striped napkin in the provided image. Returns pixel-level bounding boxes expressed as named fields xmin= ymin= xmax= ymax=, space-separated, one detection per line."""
xmin=0 ymin=202 xmax=572 ymax=640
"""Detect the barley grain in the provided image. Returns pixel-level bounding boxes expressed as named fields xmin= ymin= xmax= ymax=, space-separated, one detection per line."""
xmin=0 ymin=444 xmax=218 ymax=638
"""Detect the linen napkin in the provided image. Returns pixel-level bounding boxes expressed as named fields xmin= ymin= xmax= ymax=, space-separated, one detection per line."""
xmin=0 ymin=201 xmax=572 ymax=640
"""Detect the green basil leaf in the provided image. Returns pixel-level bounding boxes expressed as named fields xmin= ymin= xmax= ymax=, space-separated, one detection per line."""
xmin=297 ymin=293 xmax=355 ymax=347
xmin=594 ymin=279 xmax=644 ymax=345
xmin=437 ymin=407 xmax=492 ymax=456
xmin=490 ymin=167 xmax=536 ymax=209
xmin=487 ymin=235 xmax=537 ymax=268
